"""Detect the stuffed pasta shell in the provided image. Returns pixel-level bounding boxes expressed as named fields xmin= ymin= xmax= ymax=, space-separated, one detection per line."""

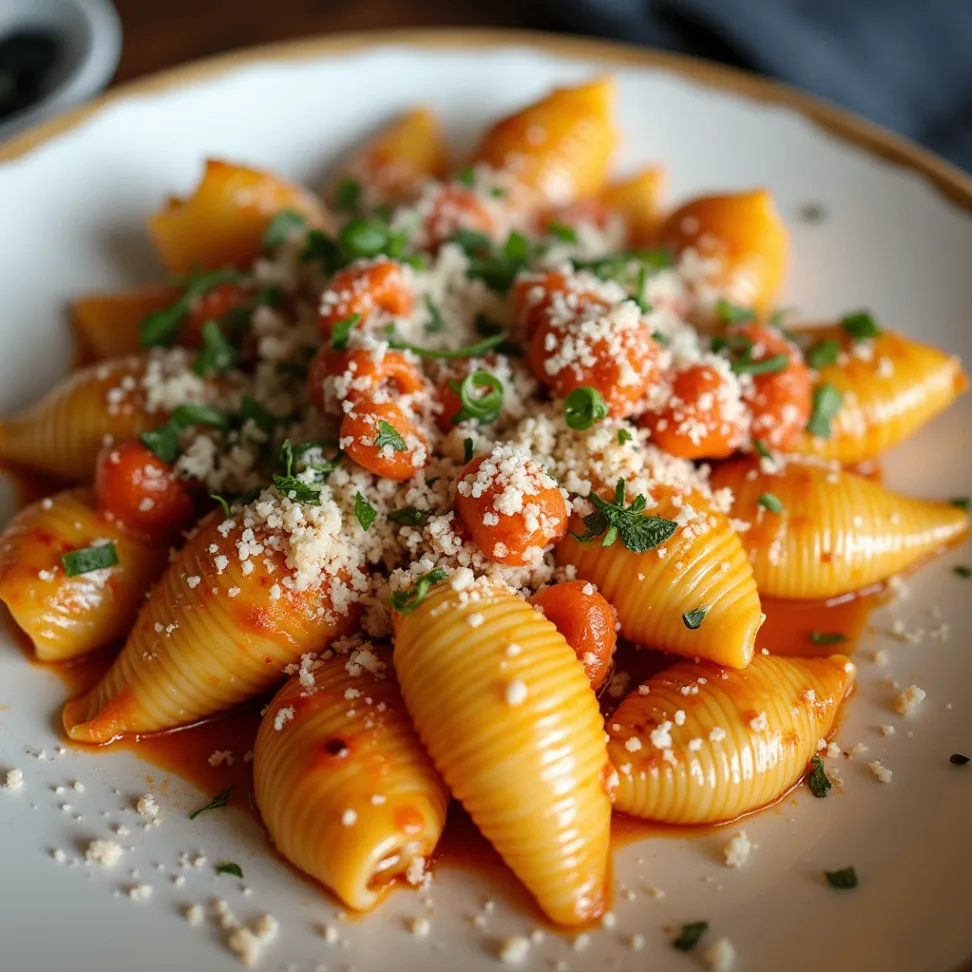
xmin=253 ymin=646 xmax=449 ymax=911
xmin=473 ymin=78 xmax=617 ymax=205
xmin=0 ymin=356 xmax=162 ymax=482
xmin=149 ymin=159 xmax=325 ymax=273
xmin=609 ymin=654 xmax=855 ymax=824
xmin=711 ymin=456 xmax=969 ymax=599
xmin=0 ymin=489 xmax=169 ymax=662
xmin=62 ymin=508 xmax=359 ymax=743
xmin=793 ymin=323 xmax=968 ymax=463
xmin=393 ymin=580 xmax=613 ymax=927
xmin=556 ymin=485 xmax=762 ymax=668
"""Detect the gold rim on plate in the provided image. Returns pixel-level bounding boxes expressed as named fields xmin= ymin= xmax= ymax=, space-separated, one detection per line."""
xmin=1 ymin=26 xmax=971 ymax=215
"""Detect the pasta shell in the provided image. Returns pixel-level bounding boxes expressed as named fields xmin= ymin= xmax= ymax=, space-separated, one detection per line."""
xmin=473 ymin=78 xmax=617 ymax=205
xmin=149 ymin=159 xmax=325 ymax=273
xmin=0 ymin=489 xmax=169 ymax=662
xmin=62 ymin=514 xmax=358 ymax=744
xmin=710 ymin=456 xmax=969 ymax=598
xmin=793 ymin=326 xmax=968 ymax=463
xmin=336 ymin=107 xmax=449 ymax=202
xmin=393 ymin=582 xmax=612 ymax=926
xmin=0 ymin=356 xmax=161 ymax=482
xmin=254 ymin=648 xmax=449 ymax=912
xmin=600 ymin=166 xmax=666 ymax=245
xmin=656 ymin=189 xmax=788 ymax=315
xmin=71 ymin=286 xmax=180 ymax=363
xmin=556 ymin=487 xmax=762 ymax=668
xmin=609 ymin=654 xmax=855 ymax=824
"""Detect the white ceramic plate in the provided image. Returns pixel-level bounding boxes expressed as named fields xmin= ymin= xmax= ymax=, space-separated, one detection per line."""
xmin=0 ymin=30 xmax=970 ymax=972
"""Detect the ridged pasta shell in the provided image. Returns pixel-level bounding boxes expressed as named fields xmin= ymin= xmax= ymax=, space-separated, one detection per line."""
xmin=473 ymin=78 xmax=617 ymax=205
xmin=710 ymin=456 xmax=969 ymax=598
xmin=609 ymin=654 xmax=855 ymax=824
xmin=62 ymin=513 xmax=358 ymax=743
xmin=794 ymin=327 xmax=968 ymax=463
xmin=393 ymin=582 xmax=613 ymax=926
xmin=0 ymin=356 xmax=160 ymax=482
xmin=0 ymin=489 xmax=169 ymax=662
xmin=71 ymin=287 xmax=180 ymax=363
xmin=254 ymin=650 xmax=449 ymax=912
xmin=556 ymin=487 xmax=762 ymax=668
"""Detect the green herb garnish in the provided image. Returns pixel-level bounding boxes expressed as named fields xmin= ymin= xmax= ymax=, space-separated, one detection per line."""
xmin=564 ymin=387 xmax=609 ymax=432
xmin=949 ymin=497 xmax=969 ymax=510
xmin=387 ymin=331 xmax=508 ymax=360
xmin=193 ymin=321 xmax=237 ymax=376
xmin=463 ymin=437 xmax=474 ymax=464
xmin=570 ymin=478 xmax=677 ymax=553
xmin=672 ymin=921 xmax=708 ymax=951
xmin=334 ymin=179 xmax=362 ymax=213
xmin=170 ymin=403 xmax=233 ymax=435
xmin=449 ymin=372 xmax=503 ymax=425
xmin=799 ymin=202 xmax=827 ymax=223
xmin=757 ymin=492 xmax=783 ymax=514
xmin=215 ymin=862 xmax=243 ymax=879
xmin=210 ymin=494 xmax=232 ymax=518
xmin=807 ymin=340 xmax=841 ymax=370
xmin=807 ymin=384 xmax=842 ymax=438
xmin=954 ymin=565 xmax=971 ymax=578
xmin=716 ymin=299 xmax=756 ymax=325
xmin=354 ymin=492 xmax=377 ymax=531
xmin=806 ymin=755 xmax=832 ymax=798
xmin=387 ymin=507 xmax=431 ymax=527
xmin=682 ymin=606 xmax=708 ymax=630
xmin=61 ymin=542 xmax=119 ymax=577
xmin=331 ymin=312 xmax=362 ymax=351
xmin=455 ymin=166 xmax=476 ymax=187
xmin=824 ymin=866 xmax=858 ymax=890
xmin=840 ymin=310 xmax=881 ymax=342
xmin=423 ymin=295 xmax=446 ymax=334
xmin=375 ymin=420 xmax=407 ymax=453
xmin=262 ymin=210 xmax=306 ymax=250
xmin=810 ymin=631 xmax=848 ymax=645
xmin=139 ymin=424 xmax=182 ymax=465
xmin=574 ymin=248 xmax=671 ymax=282
xmin=390 ymin=568 xmax=449 ymax=614
xmin=950 ymin=753 xmax=970 ymax=765
xmin=546 ymin=219 xmax=577 ymax=244
xmin=272 ymin=440 xmax=322 ymax=505
xmin=189 ymin=785 xmax=233 ymax=820
xmin=140 ymin=268 xmax=243 ymax=348
xmin=617 ymin=428 xmax=633 ymax=446
xmin=753 ymin=439 xmax=772 ymax=460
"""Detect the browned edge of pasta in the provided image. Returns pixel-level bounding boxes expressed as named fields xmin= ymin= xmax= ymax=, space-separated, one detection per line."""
xmin=1 ymin=27 xmax=972 ymax=216
xmin=1 ymin=26 xmax=970 ymax=971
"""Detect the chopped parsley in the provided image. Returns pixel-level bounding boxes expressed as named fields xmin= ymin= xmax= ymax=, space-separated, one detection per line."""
xmin=672 ymin=921 xmax=708 ymax=951
xmin=757 ymin=492 xmax=783 ymax=514
xmin=950 ymin=753 xmax=970 ymax=765
xmin=546 ymin=219 xmax=577 ymax=243
xmin=840 ymin=310 xmax=881 ymax=342
xmin=189 ymin=785 xmax=233 ymax=820
xmin=455 ymin=166 xmax=476 ymax=187
xmin=807 ymin=384 xmax=842 ymax=438
xmin=353 ymin=492 xmax=377 ymax=531
xmin=61 ymin=542 xmax=119 ymax=577
xmin=333 ymin=178 xmax=362 ymax=213
xmin=139 ymin=424 xmax=182 ymax=465
xmin=617 ymin=428 xmax=633 ymax=446
xmin=570 ymin=478 xmax=677 ymax=554
xmin=330 ymin=312 xmax=362 ymax=351
xmin=238 ymin=395 xmax=279 ymax=435
xmin=715 ymin=298 xmax=756 ymax=325
xmin=809 ymin=631 xmax=847 ymax=645
xmin=824 ymin=866 xmax=858 ymax=890
xmin=954 ymin=565 xmax=972 ymax=578
xmin=171 ymin=403 xmax=233 ymax=434
xmin=950 ymin=496 xmax=969 ymax=511
xmin=682 ymin=606 xmax=708 ymax=630
xmin=375 ymin=420 xmax=407 ymax=453
xmin=261 ymin=209 xmax=306 ymax=250
xmin=215 ymin=862 xmax=243 ymax=879
xmin=806 ymin=756 xmax=832 ymax=798
xmin=139 ymin=268 xmax=243 ymax=348
xmin=573 ymin=247 xmax=671 ymax=283
xmin=193 ymin=321 xmax=237 ymax=376
xmin=799 ymin=202 xmax=827 ymax=223
xmin=807 ymin=339 xmax=841 ymax=370
xmin=448 ymin=372 xmax=503 ymax=425
xmin=564 ymin=386 xmax=609 ymax=431
xmin=387 ymin=507 xmax=431 ymax=527
xmin=390 ymin=568 xmax=449 ymax=614
xmin=272 ymin=440 xmax=322 ymax=505
xmin=753 ymin=439 xmax=773 ymax=460
xmin=423 ymin=295 xmax=446 ymax=333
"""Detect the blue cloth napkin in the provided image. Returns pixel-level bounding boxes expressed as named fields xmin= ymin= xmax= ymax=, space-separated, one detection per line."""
xmin=541 ymin=0 xmax=972 ymax=172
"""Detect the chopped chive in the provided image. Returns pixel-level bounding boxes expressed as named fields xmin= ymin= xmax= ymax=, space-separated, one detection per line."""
xmin=210 ymin=495 xmax=232 ymax=518
xmin=423 ymin=295 xmax=446 ymax=334
xmin=757 ymin=492 xmax=783 ymax=513
xmin=564 ymin=386 xmax=609 ymax=432
xmin=462 ymin=437 xmax=474 ymax=464
xmin=810 ymin=631 xmax=847 ymax=645
xmin=753 ymin=439 xmax=772 ymax=460
xmin=449 ymin=372 xmax=504 ymax=425
xmin=61 ymin=542 xmax=119 ymax=577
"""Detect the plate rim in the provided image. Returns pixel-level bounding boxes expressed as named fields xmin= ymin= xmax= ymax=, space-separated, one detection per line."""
xmin=1 ymin=25 xmax=971 ymax=213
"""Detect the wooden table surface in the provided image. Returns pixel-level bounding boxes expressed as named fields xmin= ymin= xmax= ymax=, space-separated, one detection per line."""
xmin=111 ymin=0 xmax=546 ymax=85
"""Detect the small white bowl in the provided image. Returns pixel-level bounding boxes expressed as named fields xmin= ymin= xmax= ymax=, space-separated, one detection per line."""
xmin=0 ymin=0 xmax=121 ymax=141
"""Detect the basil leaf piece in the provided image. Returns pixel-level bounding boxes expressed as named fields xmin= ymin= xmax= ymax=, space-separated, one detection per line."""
xmin=61 ymin=542 xmax=119 ymax=577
